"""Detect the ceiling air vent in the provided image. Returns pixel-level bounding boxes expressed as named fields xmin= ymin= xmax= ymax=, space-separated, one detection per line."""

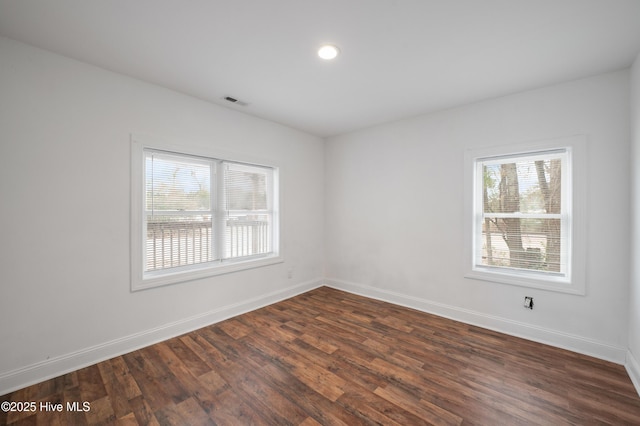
xmin=223 ymin=96 xmax=248 ymax=107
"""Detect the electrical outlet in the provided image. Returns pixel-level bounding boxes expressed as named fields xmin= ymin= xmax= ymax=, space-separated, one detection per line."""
xmin=524 ymin=296 xmax=534 ymax=309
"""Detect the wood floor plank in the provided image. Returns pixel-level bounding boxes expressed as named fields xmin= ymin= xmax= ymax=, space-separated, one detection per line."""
xmin=83 ymin=395 xmax=116 ymax=425
xmin=2 ymin=286 xmax=640 ymax=425
xmin=154 ymin=397 xmax=214 ymax=426
xmin=96 ymin=362 xmax=134 ymax=420
xmin=127 ymin=395 xmax=160 ymax=426
xmin=240 ymin=330 xmax=347 ymax=403
xmin=335 ymin=384 xmax=412 ymax=426
xmin=164 ymin=337 xmax=212 ymax=378
xmin=76 ymin=365 xmax=108 ymax=403
xmin=106 ymin=357 xmax=142 ymax=402
xmin=374 ymin=383 xmax=463 ymax=426
xmin=217 ymin=318 xmax=253 ymax=340
xmin=121 ymin=351 xmax=176 ymax=413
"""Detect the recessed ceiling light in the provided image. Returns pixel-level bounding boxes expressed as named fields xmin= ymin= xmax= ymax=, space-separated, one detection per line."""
xmin=318 ymin=44 xmax=340 ymax=60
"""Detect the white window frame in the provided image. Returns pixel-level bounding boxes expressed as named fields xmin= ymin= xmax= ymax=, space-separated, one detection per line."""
xmin=464 ymin=135 xmax=586 ymax=295
xmin=131 ymin=135 xmax=282 ymax=291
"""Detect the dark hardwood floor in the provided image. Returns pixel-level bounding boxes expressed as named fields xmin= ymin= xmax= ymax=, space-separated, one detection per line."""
xmin=2 ymin=286 xmax=640 ymax=425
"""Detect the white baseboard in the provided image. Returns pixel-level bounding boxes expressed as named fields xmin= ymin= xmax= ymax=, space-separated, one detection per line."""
xmin=325 ymin=278 xmax=627 ymax=364
xmin=0 ymin=278 xmax=323 ymax=395
xmin=2 ymin=278 xmax=630 ymax=396
xmin=626 ymin=350 xmax=640 ymax=397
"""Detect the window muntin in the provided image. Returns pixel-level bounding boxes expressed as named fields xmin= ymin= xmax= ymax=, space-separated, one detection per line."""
xmin=474 ymin=149 xmax=570 ymax=280
xmin=132 ymin=142 xmax=281 ymax=290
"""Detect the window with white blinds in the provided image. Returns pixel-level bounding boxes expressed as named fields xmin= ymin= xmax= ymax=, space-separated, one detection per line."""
xmin=145 ymin=151 xmax=214 ymax=272
xmin=474 ymin=149 xmax=569 ymax=277
xmin=464 ymin=136 xmax=586 ymax=294
xmin=131 ymin=138 xmax=281 ymax=290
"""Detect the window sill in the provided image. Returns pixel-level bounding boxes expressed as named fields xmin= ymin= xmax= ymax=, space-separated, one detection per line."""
xmin=465 ymin=268 xmax=585 ymax=295
xmin=131 ymin=255 xmax=284 ymax=292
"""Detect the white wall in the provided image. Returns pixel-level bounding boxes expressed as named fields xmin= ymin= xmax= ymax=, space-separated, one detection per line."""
xmin=628 ymin=52 xmax=640 ymax=392
xmin=0 ymin=37 xmax=325 ymax=393
xmin=325 ymin=71 xmax=631 ymax=362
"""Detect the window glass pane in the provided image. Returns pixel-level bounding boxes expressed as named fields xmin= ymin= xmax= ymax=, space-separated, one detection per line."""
xmin=224 ymin=213 xmax=272 ymax=259
xmin=225 ymin=164 xmax=268 ymax=211
xmin=145 ymin=215 xmax=214 ymax=271
xmin=481 ymin=218 xmax=562 ymax=272
xmin=483 ymin=158 xmax=561 ymax=215
xmin=479 ymin=152 xmax=565 ymax=275
xmin=146 ymin=153 xmax=211 ymax=212
xmin=223 ymin=163 xmax=273 ymax=260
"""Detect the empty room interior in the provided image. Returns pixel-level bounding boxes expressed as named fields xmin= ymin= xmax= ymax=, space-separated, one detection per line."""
xmin=2 ymin=0 xmax=640 ymax=424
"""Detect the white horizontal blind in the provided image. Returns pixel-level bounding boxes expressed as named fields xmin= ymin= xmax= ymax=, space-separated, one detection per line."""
xmin=476 ymin=149 xmax=569 ymax=276
xmin=223 ymin=162 xmax=273 ymax=259
xmin=144 ymin=151 xmax=215 ymax=272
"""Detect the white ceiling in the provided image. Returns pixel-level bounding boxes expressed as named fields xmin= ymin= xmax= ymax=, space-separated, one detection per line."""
xmin=1 ymin=0 xmax=639 ymax=137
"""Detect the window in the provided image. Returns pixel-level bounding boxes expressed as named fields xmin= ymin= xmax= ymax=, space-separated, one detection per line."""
xmin=131 ymin=137 xmax=281 ymax=290
xmin=464 ymin=136 xmax=586 ymax=294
